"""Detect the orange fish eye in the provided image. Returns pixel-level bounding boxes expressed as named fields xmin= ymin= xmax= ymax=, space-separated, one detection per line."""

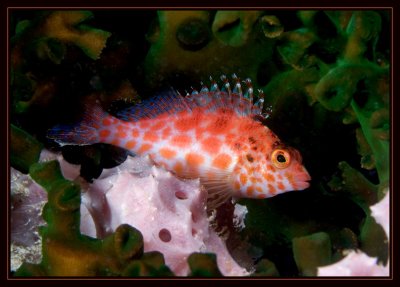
xmin=271 ymin=149 xmax=291 ymax=169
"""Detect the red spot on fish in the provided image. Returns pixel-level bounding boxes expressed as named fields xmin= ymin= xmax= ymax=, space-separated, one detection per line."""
xmin=102 ymin=118 xmax=113 ymax=126
xmin=139 ymin=121 xmax=151 ymax=129
xmin=201 ymin=137 xmax=222 ymax=154
xmin=185 ymin=153 xmax=204 ymax=167
xmin=250 ymin=177 xmax=258 ymax=183
xmin=151 ymin=121 xmax=166 ymax=131
xmin=131 ymin=129 xmax=140 ymax=137
xmin=263 ymin=173 xmax=275 ymax=182
xmin=212 ymin=153 xmax=232 ymax=169
xmin=159 ymin=148 xmax=177 ymax=159
xmin=240 ymin=173 xmax=247 ymax=185
xmin=225 ymin=133 xmax=236 ymax=145
xmin=138 ymin=143 xmax=152 ymax=153
xmin=116 ymin=130 xmax=127 ymax=138
xmin=110 ymin=138 xmax=120 ymax=146
xmin=161 ymin=127 xmax=172 ymax=139
xmin=207 ymin=116 xmax=230 ymax=134
xmin=125 ymin=140 xmax=136 ymax=149
xmin=143 ymin=133 xmax=159 ymax=142
xmin=195 ymin=128 xmax=206 ymax=140
xmin=246 ymin=186 xmax=254 ymax=196
xmin=285 ymin=172 xmax=294 ymax=186
xmin=268 ymin=184 xmax=276 ymax=194
xmin=171 ymin=135 xmax=192 ymax=148
xmin=277 ymin=182 xmax=285 ymax=190
xmin=175 ymin=117 xmax=199 ymax=132
xmin=173 ymin=162 xmax=184 ymax=174
xmin=99 ymin=129 xmax=111 ymax=138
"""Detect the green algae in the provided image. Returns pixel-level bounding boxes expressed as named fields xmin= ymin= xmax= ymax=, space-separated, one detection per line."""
xmin=292 ymin=232 xmax=332 ymax=276
xmin=252 ymin=259 xmax=280 ymax=277
xmin=11 ymin=124 xmax=43 ymax=174
xmin=188 ymin=253 xmax=222 ymax=277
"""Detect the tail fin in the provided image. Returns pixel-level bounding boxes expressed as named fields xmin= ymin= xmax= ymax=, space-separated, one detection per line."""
xmin=47 ymin=101 xmax=107 ymax=146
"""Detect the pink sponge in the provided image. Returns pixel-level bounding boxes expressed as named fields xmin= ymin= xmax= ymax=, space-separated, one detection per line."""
xmin=80 ymin=155 xmax=249 ymax=276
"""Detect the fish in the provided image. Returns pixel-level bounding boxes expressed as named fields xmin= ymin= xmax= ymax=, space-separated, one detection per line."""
xmin=48 ymin=75 xmax=311 ymax=208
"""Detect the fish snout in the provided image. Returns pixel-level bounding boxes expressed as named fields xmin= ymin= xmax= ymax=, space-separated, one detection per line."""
xmin=294 ymin=167 xmax=311 ymax=190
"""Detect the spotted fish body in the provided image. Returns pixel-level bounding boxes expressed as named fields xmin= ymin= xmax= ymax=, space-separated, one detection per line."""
xmin=49 ymin=76 xmax=311 ymax=208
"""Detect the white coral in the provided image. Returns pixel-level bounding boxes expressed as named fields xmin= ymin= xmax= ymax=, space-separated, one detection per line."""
xmin=79 ymin=155 xmax=249 ymax=276
xmin=370 ymin=191 xmax=389 ymax=237
xmin=318 ymin=251 xmax=389 ymax=276
xmin=317 ymin=190 xmax=390 ymax=276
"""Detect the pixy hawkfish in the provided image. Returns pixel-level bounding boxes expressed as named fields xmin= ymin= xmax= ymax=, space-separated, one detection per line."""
xmin=48 ymin=75 xmax=311 ymax=208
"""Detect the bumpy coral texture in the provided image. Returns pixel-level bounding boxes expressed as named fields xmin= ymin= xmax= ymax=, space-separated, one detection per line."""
xmin=318 ymin=251 xmax=389 ymax=276
xmin=10 ymin=168 xmax=47 ymax=271
xmin=80 ymin=155 xmax=249 ymax=276
xmin=10 ymin=149 xmax=81 ymax=271
xmin=317 ymin=190 xmax=389 ymax=276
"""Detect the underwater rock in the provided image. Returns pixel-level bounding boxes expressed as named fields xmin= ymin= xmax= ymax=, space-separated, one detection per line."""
xmin=79 ymin=155 xmax=249 ymax=276
xmin=10 ymin=167 xmax=47 ymax=271
xmin=11 ymin=242 xmax=43 ymax=273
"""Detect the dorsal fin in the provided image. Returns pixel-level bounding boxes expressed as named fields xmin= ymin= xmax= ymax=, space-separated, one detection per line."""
xmin=116 ymin=88 xmax=189 ymax=121
xmin=116 ymin=76 xmax=266 ymax=122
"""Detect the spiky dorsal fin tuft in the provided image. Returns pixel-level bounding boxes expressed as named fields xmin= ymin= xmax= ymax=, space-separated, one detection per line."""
xmin=116 ymin=75 xmax=266 ymax=122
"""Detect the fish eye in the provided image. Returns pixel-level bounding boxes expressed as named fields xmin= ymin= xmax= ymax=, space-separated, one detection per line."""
xmin=271 ymin=149 xmax=291 ymax=169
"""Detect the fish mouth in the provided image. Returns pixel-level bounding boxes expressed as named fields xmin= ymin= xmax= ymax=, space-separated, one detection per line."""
xmin=294 ymin=169 xmax=311 ymax=190
xmin=294 ymin=180 xmax=311 ymax=190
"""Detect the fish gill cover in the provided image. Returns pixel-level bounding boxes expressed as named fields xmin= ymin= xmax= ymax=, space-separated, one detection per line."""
xmin=10 ymin=10 xmax=390 ymax=277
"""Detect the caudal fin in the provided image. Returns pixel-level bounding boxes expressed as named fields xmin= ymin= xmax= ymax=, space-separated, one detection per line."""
xmin=47 ymin=101 xmax=108 ymax=146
